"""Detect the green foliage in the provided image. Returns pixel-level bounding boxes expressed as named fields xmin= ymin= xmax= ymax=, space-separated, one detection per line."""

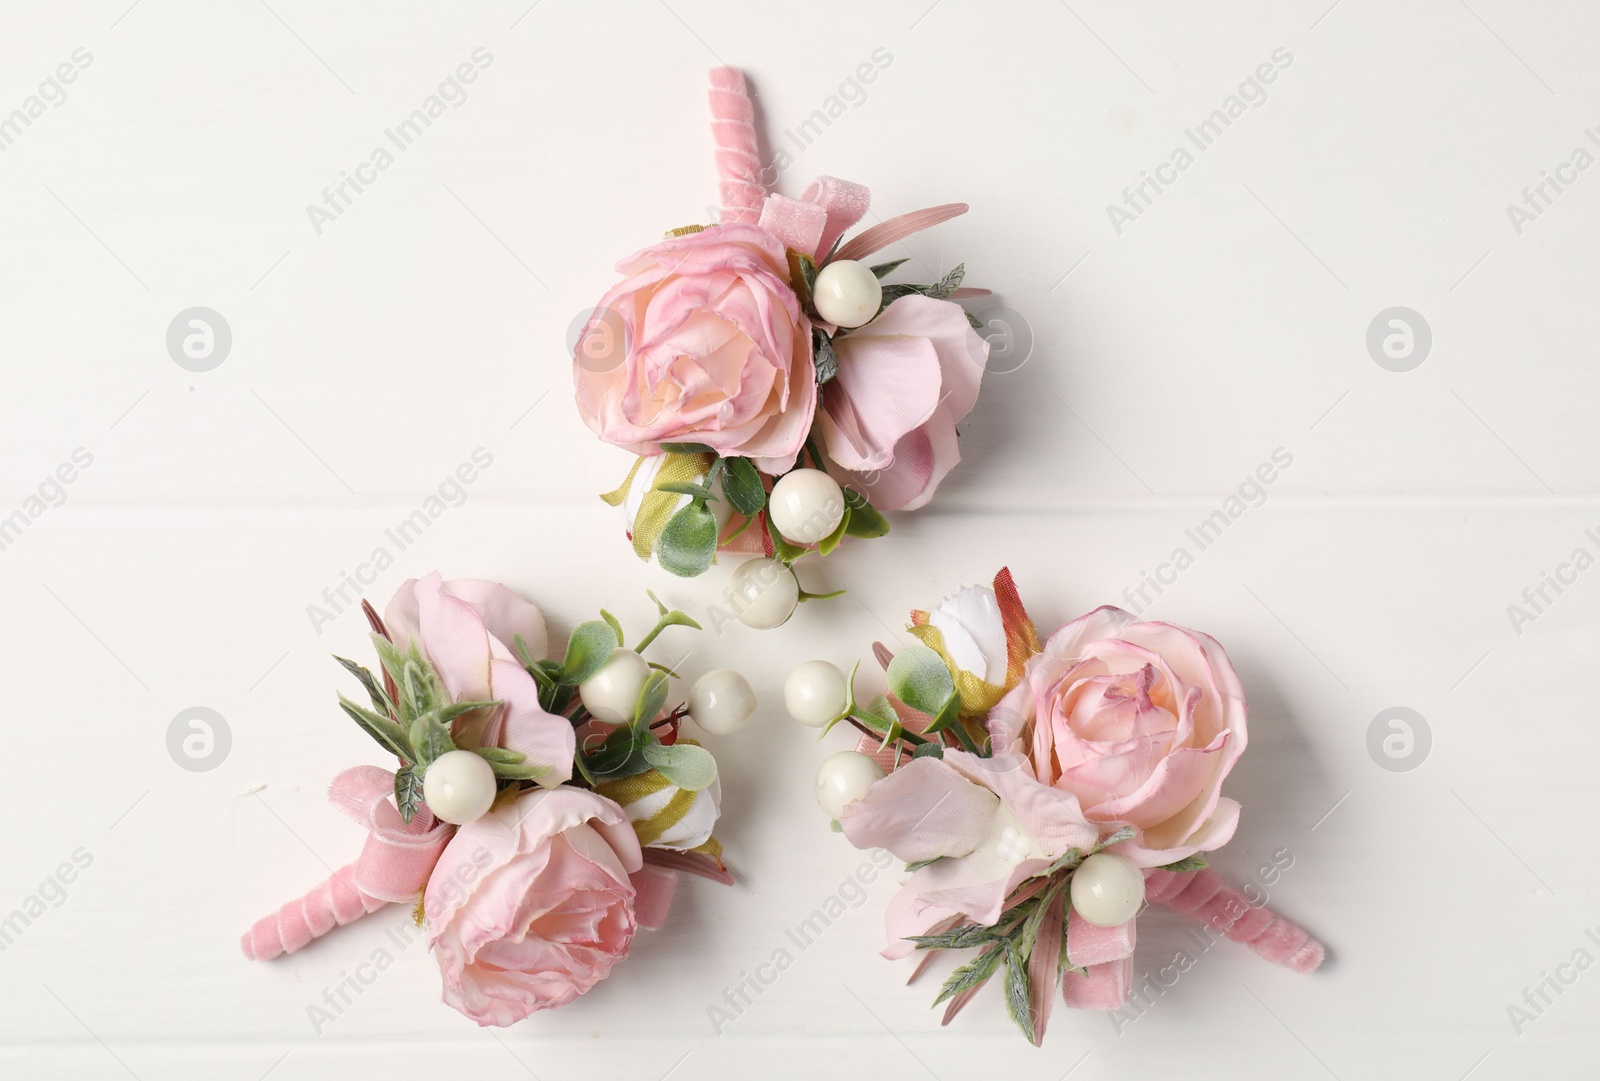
xmin=657 ymin=500 xmax=719 ymax=577
xmin=886 ymin=644 xmax=958 ymax=720
xmin=633 ymin=668 xmax=671 ymax=726
xmin=562 ymin=620 xmax=620 ymax=684
xmin=640 ymin=740 xmax=718 ymax=791
xmin=842 ymin=487 xmax=890 ymax=538
xmin=722 ymin=456 xmax=767 ymax=516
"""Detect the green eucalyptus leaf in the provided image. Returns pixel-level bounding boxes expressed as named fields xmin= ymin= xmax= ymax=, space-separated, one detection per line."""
xmin=1002 ymin=943 xmax=1032 ymax=1042
xmin=763 ymin=509 xmax=806 ymax=563
xmin=583 ymin=725 xmax=651 ymax=780
xmin=394 ymin=765 xmax=422 ymax=824
xmin=334 ymin=655 xmax=392 ymax=715
xmin=337 ymin=694 xmax=410 ymax=761
xmin=722 ymin=456 xmax=767 ymax=516
xmin=633 ymin=668 xmax=671 ymax=727
xmin=842 ymin=488 xmax=890 ymax=538
xmin=471 ymin=746 xmax=547 ymax=781
xmin=886 ymin=644 xmax=958 ymax=718
xmin=657 ymin=501 xmax=719 ymax=578
xmin=911 ymin=740 xmax=945 ymax=760
xmin=562 ymin=621 xmax=621 ymax=684
xmin=932 ymin=942 xmax=1006 ymax=1007
xmin=1157 ymin=855 xmax=1209 ymax=873
xmin=817 ymin=504 xmax=851 ymax=556
xmin=921 ymin=691 xmax=964 ymax=736
xmin=640 ymin=740 xmax=718 ymax=791
xmin=408 ymin=712 xmax=455 ymax=767
xmin=1091 ymin=825 xmax=1137 ymax=853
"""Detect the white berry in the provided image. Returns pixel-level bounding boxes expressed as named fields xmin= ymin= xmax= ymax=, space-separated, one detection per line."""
xmin=784 ymin=660 xmax=848 ymax=728
xmin=730 ymin=558 xmax=799 ymax=630
xmin=687 ymin=669 xmax=757 ymax=735
xmin=769 ymin=469 xmax=845 ymax=545
xmin=578 ymin=648 xmax=652 ymax=724
xmin=815 ymin=750 xmax=885 ymax=819
xmin=422 ymin=750 xmax=497 ymax=826
xmin=812 ymin=259 xmax=883 ymax=328
xmin=1069 ymin=851 xmax=1145 ymax=927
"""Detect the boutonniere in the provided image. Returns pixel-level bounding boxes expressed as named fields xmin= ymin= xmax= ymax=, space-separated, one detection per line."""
xmin=572 ymin=69 xmax=992 ymax=628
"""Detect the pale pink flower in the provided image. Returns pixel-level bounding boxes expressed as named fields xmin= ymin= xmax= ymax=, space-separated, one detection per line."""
xmin=573 ymin=223 xmax=816 ymax=473
xmin=425 ymin=787 xmax=643 ymax=1026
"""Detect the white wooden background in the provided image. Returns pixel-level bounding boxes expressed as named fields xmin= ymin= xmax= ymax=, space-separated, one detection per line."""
xmin=2 ymin=1 xmax=1596 ymax=1078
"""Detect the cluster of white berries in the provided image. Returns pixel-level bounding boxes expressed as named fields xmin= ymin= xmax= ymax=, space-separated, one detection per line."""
xmin=421 ymin=650 xmax=758 ymax=828
xmin=777 ymin=654 xmax=1145 ymax=929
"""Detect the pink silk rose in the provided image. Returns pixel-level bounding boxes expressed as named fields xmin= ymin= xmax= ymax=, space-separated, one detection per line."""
xmin=840 ymin=751 xmax=1099 ymax=959
xmin=385 ymin=573 xmax=574 ymax=786
xmin=425 ymin=787 xmax=643 ymax=1026
xmin=990 ymin=606 xmax=1248 ymax=868
xmin=573 ymin=223 xmax=816 ymax=474
xmin=820 ymin=294 xmax=988 ymax=511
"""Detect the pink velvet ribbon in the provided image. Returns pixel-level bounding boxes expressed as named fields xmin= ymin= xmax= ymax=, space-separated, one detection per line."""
xmin=706 ymin=69 xmax=967 ymax=267
xmin=1060 ymin=867 xmax=1325 ymax=1010
xmin=708 ymin=67 xmax=764 ymax=225
xmin=243 ymin=767 xmax=689 ymax=961
xmin=241 ymin=765 xmax=453 ymax=961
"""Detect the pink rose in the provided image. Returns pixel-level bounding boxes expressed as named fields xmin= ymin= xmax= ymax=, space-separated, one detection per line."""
xmin=819 ymin=295 xmax=988 ymax=510
xmin=573 ymin=223 xmax=816 ymax=473
xmin=425 ymin=787 xmax=643 ymax=1026
xmin=840 ymin=751 xmax=1098 ymax=958
xmin=385 ymin=574 xmax=574 ymax=786
xmin=991 ymin=606 xmax=1247 ymax=867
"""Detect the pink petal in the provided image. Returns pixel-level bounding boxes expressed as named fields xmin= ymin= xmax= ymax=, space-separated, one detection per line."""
xmin=821 ymin=323 xmax=941 ymax=472
xmin=1084 ymin=729 xmax=1232 ymax=830
xmin=835 ymin=203 xmax=969 ymax=263
xmin=490 ymin=659 xmax=575 ymax=788
xmin=416 ymin=575 xmax=493 ymax=704
xmin=839 ymin=757 xmax=999 ymax=863
xmin=440 ymin=580 xmax=549 ymax=660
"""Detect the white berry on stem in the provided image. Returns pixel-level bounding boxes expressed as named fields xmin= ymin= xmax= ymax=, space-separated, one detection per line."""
xmin=422 ymin=749 xmax=497 ymax=826
xmin=578 ymin=648 xmax=652 ymax=724
xmin=687 ymin=669 xmax=757 ymax=735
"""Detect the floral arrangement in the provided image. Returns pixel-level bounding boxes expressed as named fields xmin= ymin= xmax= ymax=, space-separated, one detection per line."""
xmin=572 ymin=68 xmax=991 ymax=625
xmin=241 ymin=573 xmax=756 ymax=1027
xmin=785 ymin=569 xmax=1325 ymax=1044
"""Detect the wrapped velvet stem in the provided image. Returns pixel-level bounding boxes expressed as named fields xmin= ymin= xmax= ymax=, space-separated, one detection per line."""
xmin=707 ymin=67 xmax=764 ymax=224
xmin=240 ymin=865 xmax=388 ymax=961
xmin=1145 ymin=868 xmax=1325 ymax=973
